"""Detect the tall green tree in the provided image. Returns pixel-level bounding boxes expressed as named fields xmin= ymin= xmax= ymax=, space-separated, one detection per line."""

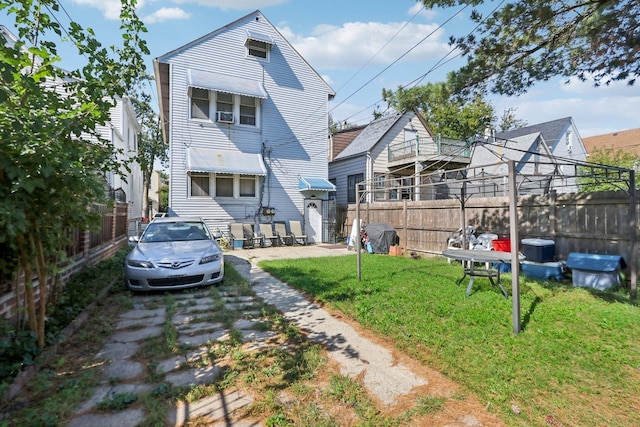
xmin=130 ymin=77 xmax=167 ymax=219
xmin=497 ymin=107 xmax=528 ymax=132
xmin=382 ymin=80 xmax=494 ymax=140
xmin=0 ymin=0 xmax=148 ymax=347
xmin=419 ymin=0 xmax=640 ymax=96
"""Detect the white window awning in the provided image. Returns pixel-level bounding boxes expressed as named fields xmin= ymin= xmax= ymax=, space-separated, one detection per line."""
xmin=245 ymin=31 xmax=274 ymax=45
xmin=299 ymin=177 xmax=336 ymax=192
xmin=187 ymin=148 xmax=267 ymax=176
xmin=187 ymin=69 xmax=267 ymax=99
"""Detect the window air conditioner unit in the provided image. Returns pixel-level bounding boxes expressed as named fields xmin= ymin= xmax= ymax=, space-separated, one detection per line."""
xmin=217 ymin=111 xmax=234 ymax=123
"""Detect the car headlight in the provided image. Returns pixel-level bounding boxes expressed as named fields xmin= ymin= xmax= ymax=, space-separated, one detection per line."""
xmin=127 ymin=259 xmax=154 ymax=268
xmin=200 ymin=254 xmax=221 ymax=264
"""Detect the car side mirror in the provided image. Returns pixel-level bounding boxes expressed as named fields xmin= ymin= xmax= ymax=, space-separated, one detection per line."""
xmin=129 ymin=236 xmax=139 ymax=243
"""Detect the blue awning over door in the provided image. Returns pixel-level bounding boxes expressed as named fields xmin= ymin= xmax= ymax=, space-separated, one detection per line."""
xmin=298 ymin=177 xmax=336 ymax=192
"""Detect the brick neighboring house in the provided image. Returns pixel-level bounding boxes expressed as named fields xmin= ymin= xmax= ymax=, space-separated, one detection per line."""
xmin=582 ymin=127 xmax=640 ymax=160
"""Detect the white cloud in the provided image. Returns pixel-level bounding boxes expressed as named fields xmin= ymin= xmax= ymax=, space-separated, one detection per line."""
xmin=408 ymin=2 xmax=438 ymax=20
xmin=171 ymin=0 xmax=288 ymax=9
xmin=280 ymin=21 xmax=449 ymax=70
xmin=71 ymin=0 xmax=140 ymax=20
xmin=492 ymin=80 xmax=640 ymax=137
xmin=144 ymin=7 xmax=191 ymax=24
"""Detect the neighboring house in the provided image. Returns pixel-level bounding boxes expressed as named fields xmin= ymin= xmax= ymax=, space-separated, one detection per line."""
xmin=0 ymin=25 xmax=143 ymax=221
xmin=148 ymin=170 xmax=166 ymax=217
xmin=328 ymin=111 xmax=471 ymax=205
xmin=328 ymin=124 xmax=365 ymax=162
xmin=583 ymin=127 xmax=640 ymax=160
xmin=469 ymin=117 xmax=589 ymax=195
xmin=100 ymin=96 xmax=144 ymax=221
xmin=153 ymin=10 xmax=336 ymax=243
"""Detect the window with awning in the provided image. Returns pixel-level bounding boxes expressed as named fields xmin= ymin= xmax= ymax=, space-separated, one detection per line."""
xmin=187 ymin=148 xmax=266 ymax=201
xmin=187 ymin=69 xmax=267 ymax=126
xmin=245 ymin=31 xmax=273 ymax=60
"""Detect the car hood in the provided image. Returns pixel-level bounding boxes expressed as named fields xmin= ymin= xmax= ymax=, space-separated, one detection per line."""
xmin=132 ymin=241 xmax=220 ymax=261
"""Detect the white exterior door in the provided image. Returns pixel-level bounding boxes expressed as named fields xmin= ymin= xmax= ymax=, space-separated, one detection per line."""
xmin=304 ymin=200 xmax=322 ymax=243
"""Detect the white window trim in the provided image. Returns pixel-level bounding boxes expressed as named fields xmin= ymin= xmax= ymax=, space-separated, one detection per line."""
xmin=214 ymin=173 xmax=260 ymax=200
xmin=188 ymin=173 xmax=212 ymax=198
xmin=188 ymin=89 xmax=260 ymax=128
xmin=246 ymin=39 xmax=270 ymax=61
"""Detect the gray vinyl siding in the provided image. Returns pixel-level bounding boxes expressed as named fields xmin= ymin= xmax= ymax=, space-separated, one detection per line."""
xmin=161 ymin=11 xmax=332 ymax=229
xmin=328 ymin=113 xmax=434 ymax=205
xmin=329 ymin=156 xmax=367 ymax=206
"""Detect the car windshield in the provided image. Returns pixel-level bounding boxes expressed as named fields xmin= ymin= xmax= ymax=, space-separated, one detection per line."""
xmin=140 ymin=222 xmax=211 ymax=243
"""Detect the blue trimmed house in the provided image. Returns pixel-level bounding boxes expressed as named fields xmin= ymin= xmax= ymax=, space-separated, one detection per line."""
xmin=153 ymin=10 xmax=335 ymax=243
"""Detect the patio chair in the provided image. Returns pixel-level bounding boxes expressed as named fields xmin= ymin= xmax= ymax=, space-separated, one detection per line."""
xmin=259 ymin=223 xmax=279 ymax=247
xmin=243 ymin=223 xmax=264 ymax=248
xmin=274 ymin=222 xmax=294 ymax=246
xmin=230 ymin=223 xmax=251 ymax=249
xmin=289 ymin=220 xmax=307 ymax=245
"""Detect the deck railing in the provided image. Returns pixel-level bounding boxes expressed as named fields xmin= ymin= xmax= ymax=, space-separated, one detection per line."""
xmin=388 ymin=135 xmax=471 ymax=162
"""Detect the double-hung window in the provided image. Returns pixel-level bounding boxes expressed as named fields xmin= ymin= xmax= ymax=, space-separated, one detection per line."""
xmin=215 ymin=174 xmax=234 ymax=197
xmin=214 ymin=174 xmax=259 ymax=199
xmin=246 ymin=39 xmax=269 ymax=59
xmin=190 ymin=88 xmax=210 ymax=120
xmin=239 ymin=96 xmax=256 ymax=125
xmin=374 ymin=174 xmax=387 ymax=201
xmin=347 ymin=173 xmax=364 ymax=204
xmin=216 ymin=92 xmax=234 ymax=123
xmin=190 ymin=173 xmax=210 ymax=197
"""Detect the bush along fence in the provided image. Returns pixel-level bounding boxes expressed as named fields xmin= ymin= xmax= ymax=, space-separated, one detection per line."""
xmin=0 ymin=202 xmax=129 ymax=323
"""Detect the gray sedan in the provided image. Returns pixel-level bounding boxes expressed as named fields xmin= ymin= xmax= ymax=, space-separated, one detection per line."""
xmin=125 ymin=217 xmax=224 ymax=291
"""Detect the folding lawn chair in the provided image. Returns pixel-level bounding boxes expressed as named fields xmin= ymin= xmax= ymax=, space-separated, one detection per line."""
xmin=259 ymin=223 xmax=279 ymax=247
xmin=274 ymin=222 xmax=294 ymax=246
xmin=289 ymin=220 xmax=307 ymax=245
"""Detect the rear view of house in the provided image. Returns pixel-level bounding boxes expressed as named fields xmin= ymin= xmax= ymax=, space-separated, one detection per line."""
xmin=153 ymin=10 xmax=335 ymax=242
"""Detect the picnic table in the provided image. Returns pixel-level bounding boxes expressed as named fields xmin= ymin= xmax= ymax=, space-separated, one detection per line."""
xmin=443 ymin=249 xmax=521 ymax=298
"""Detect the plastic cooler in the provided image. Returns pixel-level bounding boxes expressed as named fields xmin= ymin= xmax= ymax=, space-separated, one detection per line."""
xmin=521 ymin=238 xmax=555 ymax=262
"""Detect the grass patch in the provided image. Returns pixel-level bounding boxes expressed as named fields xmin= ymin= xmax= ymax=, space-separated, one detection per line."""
xmin=259 ymin=254 xmax=640 ymax=427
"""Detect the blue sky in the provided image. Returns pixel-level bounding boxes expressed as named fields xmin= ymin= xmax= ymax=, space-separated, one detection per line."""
xmin=4 ymin=0 xmax=640 ymax=137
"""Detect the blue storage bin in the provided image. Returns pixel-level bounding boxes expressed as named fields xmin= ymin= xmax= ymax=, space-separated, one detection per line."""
xmin=566 ymin=253 xmax=624 ymax=290
xmin=521 ymin=260 xmax=566 ymax=281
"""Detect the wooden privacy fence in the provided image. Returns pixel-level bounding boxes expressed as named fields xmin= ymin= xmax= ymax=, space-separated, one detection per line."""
xmin=346 ymin=190 xmax=639 ymax=278
xmin=0 ymin=202 xmax=129 ymax=322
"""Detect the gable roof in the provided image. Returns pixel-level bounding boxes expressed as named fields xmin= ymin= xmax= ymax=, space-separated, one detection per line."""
xmin=582 ymin=128 xmax=640 ymax=157
xmin=333 ymin=112 xmax=403 ymax=160
xmin=495 ymin=117 xmax=574 ymax=148
xmin=153 ymin=10 xmax=335 ymax=142
xmin=329 ymin=125 xmax=366 ymax=160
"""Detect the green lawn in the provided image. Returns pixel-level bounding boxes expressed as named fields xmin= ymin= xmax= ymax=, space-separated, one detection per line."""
xmin=259 ymin=254 xmax=640 ymax=427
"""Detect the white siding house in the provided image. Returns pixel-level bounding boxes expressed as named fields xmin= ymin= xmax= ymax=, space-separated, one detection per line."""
xmin=99 ymin=96 xmax=144 ymax=221
xmin=153 ymin=10 xmax=335 ymax=242
xmin=1 ymin=25 xmax=144 ymax=222
xmin=329 ymin=111 xmax=470 ymax=205
xmin=470 ymin=117 xmax=588 ymax=194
